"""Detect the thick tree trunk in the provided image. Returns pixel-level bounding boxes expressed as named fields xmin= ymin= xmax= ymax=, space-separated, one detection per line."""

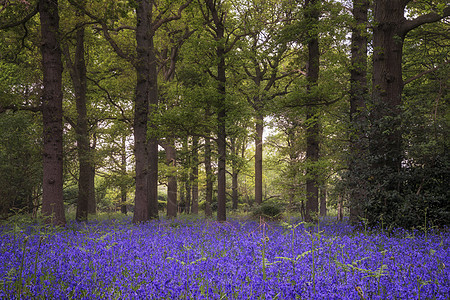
xmin=371 ymin=0 xmax=405 ymax=175
xmin=39 ymin=0 xmax=66 ymax=227
xmin=349 ymin=0 xmax=369 ymax=223
xmin=191 ymin=137 xmax=199 ymax=214
xmin=304 ymin=0 xmax=320 ymax=223
xmin=204 ymin=136 xmax=213 ymax=218
xmin=254 ymin=114 xmax=263 ymax=206
xmin=166 ymin=141 xmax=177 ymax=218
xmin=132 ymin=0 xmax=151 ymax=223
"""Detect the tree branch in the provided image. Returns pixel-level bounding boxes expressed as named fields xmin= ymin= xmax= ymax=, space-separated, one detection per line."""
xmin=401 ymin=5 xmax=450 ymax=36
xmin=0 ymin=104 xmax=41 ymax=113
xmin=0 ymin=3 xmax=37 ymax=30
xmin=403 ymin=61 xmax=449 ymax=86
xmin=152 ymin=0 xmax=193 ymax=32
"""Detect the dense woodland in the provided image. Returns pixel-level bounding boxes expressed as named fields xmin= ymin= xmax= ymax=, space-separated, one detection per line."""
xmin=0 ymin=0 xmax=448 ymax=228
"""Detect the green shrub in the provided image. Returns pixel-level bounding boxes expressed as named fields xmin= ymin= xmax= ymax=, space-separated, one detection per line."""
xmin=252 ymin=203 xmax=282 ymax=221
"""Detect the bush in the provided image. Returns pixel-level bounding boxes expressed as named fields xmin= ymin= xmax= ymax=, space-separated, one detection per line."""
xmin=251 ymin=203 xmax=282 ymax=221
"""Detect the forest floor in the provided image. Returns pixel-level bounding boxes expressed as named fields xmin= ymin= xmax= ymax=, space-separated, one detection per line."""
xmin=0 ymin=214 xmax=449 ymax=299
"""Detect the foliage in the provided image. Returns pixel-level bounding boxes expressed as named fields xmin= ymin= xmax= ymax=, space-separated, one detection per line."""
xmin=252 ymin=203 xmax=283 ymax=221
xmin=0 ymin=111 xmax=41 ymax=218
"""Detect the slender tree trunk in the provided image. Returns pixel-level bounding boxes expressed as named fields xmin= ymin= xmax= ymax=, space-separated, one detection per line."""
xmin=40 ymin=0 xmax=66 ymax=226
xmin=120 ymin=136 xmax=127 ymax=214
xmin=304 ymin=0 xmax=320 ymax=222
xmin=349 ymin=0 xmax=369 ymax=223
xmin=254 ymin=114 xmax=263 ymax=206
xmin=69 ymin=22 xmax=90 ymax=222
xmin=216 ymin=53 xmax=227 ymax=222
xmin=147 ymin=35 xmax=159 ymax=220
xmin=319 ymin=185 xmax=327 ymax=217
xmin=204 ymin=136 xmax=213 ymax=218
xmin=191 ymin=136 xmax=199 ymax=214
xmin=231 ymin=138 xmax=239 ymax=210
xmin=132 ymin=0 xmax=151 ymax=223
xmin=166 ymin=141 xmax=177 ymax=218
xmin=88 ymin=135 xmax=96 ymax=214
xmin=205 ymin=0 xmax=227 ymax=222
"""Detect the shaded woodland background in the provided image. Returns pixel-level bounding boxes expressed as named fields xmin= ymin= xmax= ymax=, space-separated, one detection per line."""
xmin=0 ymin=0 xmax=448 ymax=228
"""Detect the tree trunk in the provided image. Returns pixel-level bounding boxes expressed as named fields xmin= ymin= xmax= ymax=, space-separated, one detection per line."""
xmin=349 ymin=0 xmax=369 ymax=223
xmin=371 ymin=0 xmax=405 ymax=176
xmin=319 ymin=185 xmax=327 ymax=217
xmin=191 ymin=136 xmax=199 ymax=214
xmin=88 ymin=135 xmax=96 ymax=214
xmin=254 ymin=114 xmax=263 ymax=206
xmin=120 ymin=136 xmax=127 ymax=214
xmin=166 ymin=141 xmax=177 ymax=218
xmin=147 ymin=34 xmax=159 ymax=220
xmin=132 ymin=0 xmax=151 ymax=223
xmin=231 ymin=138 xmax=239 ymax=210
xmin=39 ymin=0 xmax=66 ymax=227
xmin=216 ymin=52 xmax=227 ymax=222
xmin=205 ymin=0 xmax=227 ymax=222
xmin=69 ymin=22 xmax=90 ymax=222
xmin=204 ymin=136 xmax=213 ymax=218
xmin=304 ymin=0 xmax=320 ymax=223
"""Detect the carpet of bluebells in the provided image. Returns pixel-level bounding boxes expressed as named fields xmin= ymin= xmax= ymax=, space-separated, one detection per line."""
xmin=1 ymin=218 xmax=449 ymax=299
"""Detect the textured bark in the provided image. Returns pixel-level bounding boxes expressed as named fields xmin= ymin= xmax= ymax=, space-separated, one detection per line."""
xmin=371 ymin=0 xmax=405 ymax=175
xmin=206 ymin=0 xmax=227 ymax=222
xmin=204 ymin=136 xmax=213 ymax=218
xmin=304 ymin=0 xmax=320 ymax=223
xmin=166 ymin=141 xmax=177 ymax=218
xmin=191 ymin=137 xmax=199 ymax=214
xmin=39 ymin=0 xmax=66 ymax=226
xmin=349 ymin=0 xmax=369 ymax=223
xmin=132 ymin=0 xmax=151 ymax=223
xmin=254 ymin=114 xmax=263 ymax=206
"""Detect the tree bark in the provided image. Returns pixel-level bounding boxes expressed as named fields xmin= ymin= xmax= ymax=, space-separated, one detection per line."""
xmin=204 ymin=136 xmax=213 ymax=218
xmin=147 ymin=34 xmax=159 ymax=220
xmin=206 ymin=0 xmax=227 ymax=222
xmin=254 ymin=114 xmax=263 ymax=206
xmin=371 ymin=0 xmax=405 ymax=176
xmin=132 ymin=0 xmax=151 ymax=223
xmin=65 ymin=18 xmax=90 ymax=222
xmin=88 ymin=135 xmax=96 ymax=214
xmin=191 ymin=136 xmax=199 ymax=214
xmin=349 ymin=0 xmax=369 ymax=223
xmin=319 ymin=185 xmax=327 ymax=217
xmin=231 ymin=138 xmax=239 ymax=210
xmin=166 ymin=140 xmax=177 ymax=218
xmin=39 ymin=0 xmax=66 ymax=226
xmin=120 ymin=136 xmax=127 ymax=214
xmin=304 ymin=0 xmax=320 ymax=223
